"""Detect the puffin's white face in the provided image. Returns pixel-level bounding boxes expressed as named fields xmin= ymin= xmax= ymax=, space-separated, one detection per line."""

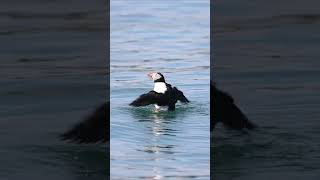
xmin=148 ymin=72 xmax=162 ymax=81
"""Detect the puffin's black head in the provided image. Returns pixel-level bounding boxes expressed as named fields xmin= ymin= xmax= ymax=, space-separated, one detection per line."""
xmin=148 ymin=72 xmax=165 ymax=83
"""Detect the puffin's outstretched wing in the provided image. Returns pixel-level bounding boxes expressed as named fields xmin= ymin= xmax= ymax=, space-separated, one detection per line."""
xmin=129 ymin=91 xmax=162 ymax=106
xmin=60 ymin=102 xmax=109 ymax=143
xmin=173 ymin=87 xmax=189 ymax=103
xmin=211 ymin=84 xmax=255 ymax=130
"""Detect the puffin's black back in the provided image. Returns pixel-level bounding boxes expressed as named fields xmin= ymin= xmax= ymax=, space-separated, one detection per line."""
xmin=129 ymin=81 xmax=189 ymax=111
xmin=60 ymin=102 xmax=109 ymax=143
xmin=211 ymin=84 xmax=255 ymax=130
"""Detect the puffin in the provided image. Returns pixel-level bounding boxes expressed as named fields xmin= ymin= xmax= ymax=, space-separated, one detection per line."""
xmin=59 ymin=82 xmax=254 ymax=144
xmin=211 ymin=83 xmax=255 ymax=130
xmin=130 ymin=72 xmax=189 ymax=111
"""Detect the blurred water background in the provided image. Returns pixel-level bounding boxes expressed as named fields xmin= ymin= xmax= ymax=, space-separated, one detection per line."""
xmin=110 ymin=0 xmax=210 ymax=179
xmin=0 ymin=0 xmax=108 ymax=179
xmin=212 ymin=0 xmax=320 ymax=179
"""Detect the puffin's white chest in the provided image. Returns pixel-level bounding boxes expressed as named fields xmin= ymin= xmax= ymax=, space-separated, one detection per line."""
xmin=153 ymin=82 xmax=167 ymax=94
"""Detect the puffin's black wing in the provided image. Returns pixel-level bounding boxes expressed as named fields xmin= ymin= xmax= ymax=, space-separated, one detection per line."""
xmin=173 ymin=87 xmax=189 ymax=103
xmin=129 ymin=91 xmax=162 ymax=106
xmin=212 ymin=84 xmax=255 ymax=130
xmin=60 ymin=102 xmax=109 ymax=143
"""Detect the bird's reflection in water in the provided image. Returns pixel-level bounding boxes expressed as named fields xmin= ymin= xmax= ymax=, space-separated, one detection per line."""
xmin=128 ymin=107 xmax=189 ymax=179
xmin=149 ymin=113 xmax=180 ymax=157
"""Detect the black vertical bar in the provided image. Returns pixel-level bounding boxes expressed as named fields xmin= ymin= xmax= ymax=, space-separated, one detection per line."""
xmin=106 ymin=0 xmax=110 ymax=178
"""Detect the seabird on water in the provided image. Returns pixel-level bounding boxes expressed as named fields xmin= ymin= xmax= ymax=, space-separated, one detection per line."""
xmin=130 ymin=72 xmax=189 ymax=111
xmin=60 ymin=81 xmax=254 ymax=144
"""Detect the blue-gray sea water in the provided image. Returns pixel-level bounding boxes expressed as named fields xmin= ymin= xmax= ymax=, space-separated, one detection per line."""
xmin=213 ymin=0 xmax=320 ymax=179
xmin=110 ymin=0 xmax=210 ymax=179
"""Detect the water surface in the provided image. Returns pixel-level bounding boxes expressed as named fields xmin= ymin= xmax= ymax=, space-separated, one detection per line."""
xmin=212 ymin=0 xmax=320 ymax=179
xmin=111 ymin=0 xmax=210 ymax=179
xmin=0 ymin=0 xmax=108 ymax=179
